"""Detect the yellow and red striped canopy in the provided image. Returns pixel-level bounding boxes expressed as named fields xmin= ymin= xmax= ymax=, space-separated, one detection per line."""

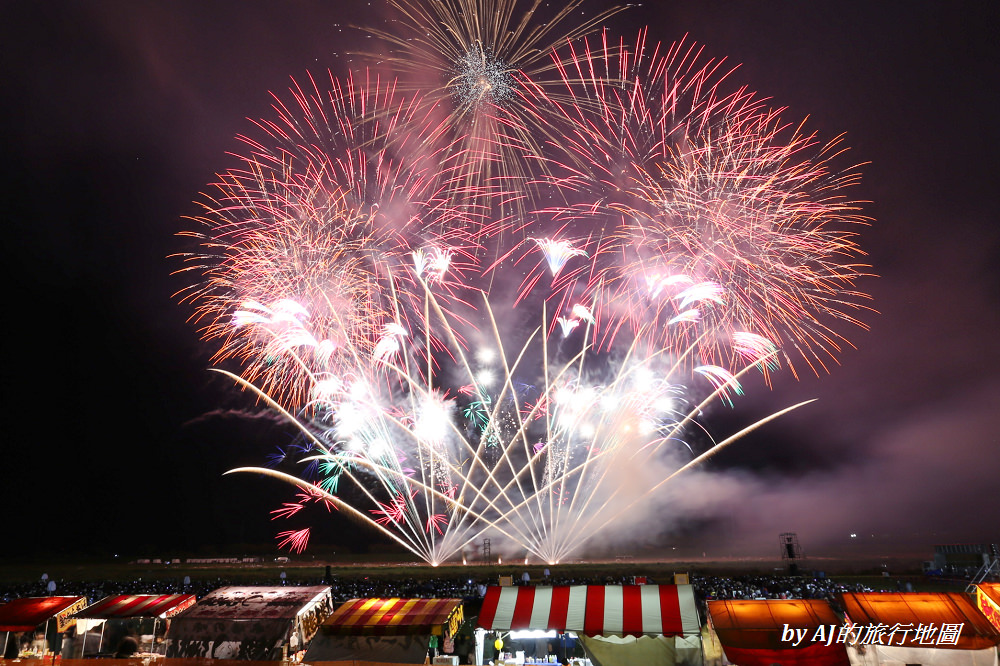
xmin=321 ymin=598 xmax=462 ymax=636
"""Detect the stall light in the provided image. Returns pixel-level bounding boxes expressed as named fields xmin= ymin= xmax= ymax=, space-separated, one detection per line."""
xmin=509 ymin=629 xmax=557 ymax=640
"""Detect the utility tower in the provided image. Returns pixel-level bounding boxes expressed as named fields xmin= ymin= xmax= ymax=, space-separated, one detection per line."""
xmin=780 ymin=532 xmax=803 ymax=574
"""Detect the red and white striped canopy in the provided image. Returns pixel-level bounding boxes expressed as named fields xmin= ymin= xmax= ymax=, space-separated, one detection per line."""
xmin=477 ymin=585 xmax=700 ymax=637
xmin=75 ymin=594 xmax=197 ymax=619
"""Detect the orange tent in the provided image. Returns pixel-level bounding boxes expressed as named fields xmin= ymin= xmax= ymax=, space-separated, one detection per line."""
xmin=707 ymin=598 xmax=849 ymax=666
xmin=839 ymin=592 xmax=1000 ymax=651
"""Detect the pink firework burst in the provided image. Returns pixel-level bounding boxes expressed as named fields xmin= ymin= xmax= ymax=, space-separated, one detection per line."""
xmin=276 ymin=528 xmax=311 ymax=553
xmin=504 ymin=31 xmax=872 ymax=374
xmin=371 ymin=490 xmax=417 ymax=526
xmin=426 ymin=513 xmax=448 ymax=535
xmin=176 ymin=71 xmax=482 ymax=409
xmin=270 ymin=501 xmax=305 ymax=521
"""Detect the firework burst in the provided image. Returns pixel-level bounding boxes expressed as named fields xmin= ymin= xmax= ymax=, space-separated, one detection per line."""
xmin=174 ymin=71 xmax=481 ymax=408
xmin=505 ymin=31 xmax=873 ymax=375
xmin=180 ymin=10 xmax=873 ymax=565
xmin=359 ymin=0 xmax=628 ymax=227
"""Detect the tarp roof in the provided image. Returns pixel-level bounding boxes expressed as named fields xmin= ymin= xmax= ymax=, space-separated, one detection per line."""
xmin=75 ymin=594 xmax=196 ymax=620
xmin=840 ymin=592 xmax=1000 ymax=650
xmin=0 ymin=597 xmax=88 ymax=632
xmin=164 ymin=587 xmax=331 ymax=661
xmin=707 ymin=599 xmax=850 ymax=666
xmin=174 ymin=586 xmax=330 ymax=621
xmin=477 ymin=585 xmax=699 ymax=638
xmin=320 ymin=598 xmax=463 ymax=636
xmin=708 ymin=599 xmax=843 ymax=650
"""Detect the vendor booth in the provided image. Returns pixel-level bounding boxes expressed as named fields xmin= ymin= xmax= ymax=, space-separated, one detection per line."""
xmin=71 ymin=593 xmax=196 ymax=657
xmin=303 ymin=597 xmax=465 ymax=664
xmin=0 ymin=596 xmax=87 ymax=659
xmin=706 ymin=598 xmax=849 ymax=666
xmin=477 ymin=584 xmax=701 ymax=666
xmin=164 ymin=586 xmax=332 ymax=660
xmin=976 ymin=584 xmax=1000 ymax=634
xmin=839 ymin=591 xmax=1000 ymax=666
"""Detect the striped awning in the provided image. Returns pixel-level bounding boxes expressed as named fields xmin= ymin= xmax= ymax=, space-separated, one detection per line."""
xmin=477 ymin=585 xmax=700 ymax=637
xmin=321 ymin=598 xmax=463 ymax=636
xmin=75 ymin=594 xmax=197 ymax=619
xmin=0 ymin=597 xmax=88 ymax=632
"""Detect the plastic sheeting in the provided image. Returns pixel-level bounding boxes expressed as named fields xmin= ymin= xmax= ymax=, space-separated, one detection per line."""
xmin=580 ymin=633 xmax=703 ymax=666
xmin=303 ymin=633 xmax=431 ymax=663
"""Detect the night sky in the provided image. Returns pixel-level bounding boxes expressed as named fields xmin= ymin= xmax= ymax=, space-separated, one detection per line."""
xmin=3 ymin=1 xmax=997 ymax=561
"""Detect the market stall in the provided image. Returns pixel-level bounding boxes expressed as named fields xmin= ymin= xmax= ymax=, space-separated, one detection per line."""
xmin=839 ymin=591 xmax=1000 ymax=666
xmin=706 ymin=598 xmax=849 ymax=666
xmin=163 ymin=586 xmax=332 ymax=660
xmin=304 ymin=597 xmax=465 ymax=664
xmin=71 ymin=593 xmax=196 ymax=657
xmin=0 ymin=596 xmax=87 ymax=659
xmin=477 ymin=584 xmax=701 ymax=666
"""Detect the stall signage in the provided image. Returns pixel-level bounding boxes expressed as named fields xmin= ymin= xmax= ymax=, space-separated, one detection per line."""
xmin=446 ymin=604 xmax=464 ymax=638
xmin=57 ymin=598 xmax=88 ymax=633
xmin=977 ymin=587 xmax=1000 ymax=632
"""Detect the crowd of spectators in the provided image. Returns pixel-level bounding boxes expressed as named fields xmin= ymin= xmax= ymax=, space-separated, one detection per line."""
xmin=1 ymin=568 xmax=907 ymax=608
xmin=691 ymin=572 xmax=898 ymax=604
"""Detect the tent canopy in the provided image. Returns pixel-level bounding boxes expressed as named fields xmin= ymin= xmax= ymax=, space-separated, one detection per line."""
xmin=75 ymin=594 xmax=196 ymax=620
xmin=707 ymin=599 xmax=850 ymax=666
xmin=165 ymin=586 xmax=332 ymax=661
xmin=708 ymin=599 xmax=843 ymax=650
xmin=320 ymin=598 xmax=463 ymax=636
xmin=477 ymin=585 xmax=699 ymax=638
xmin=840 ymin=592 xmax=1000 ymax=650
xmin=0 ymin=597 xmax=88 ymax=632
xmin=173 ymin=586 xmax=330 ymax=621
